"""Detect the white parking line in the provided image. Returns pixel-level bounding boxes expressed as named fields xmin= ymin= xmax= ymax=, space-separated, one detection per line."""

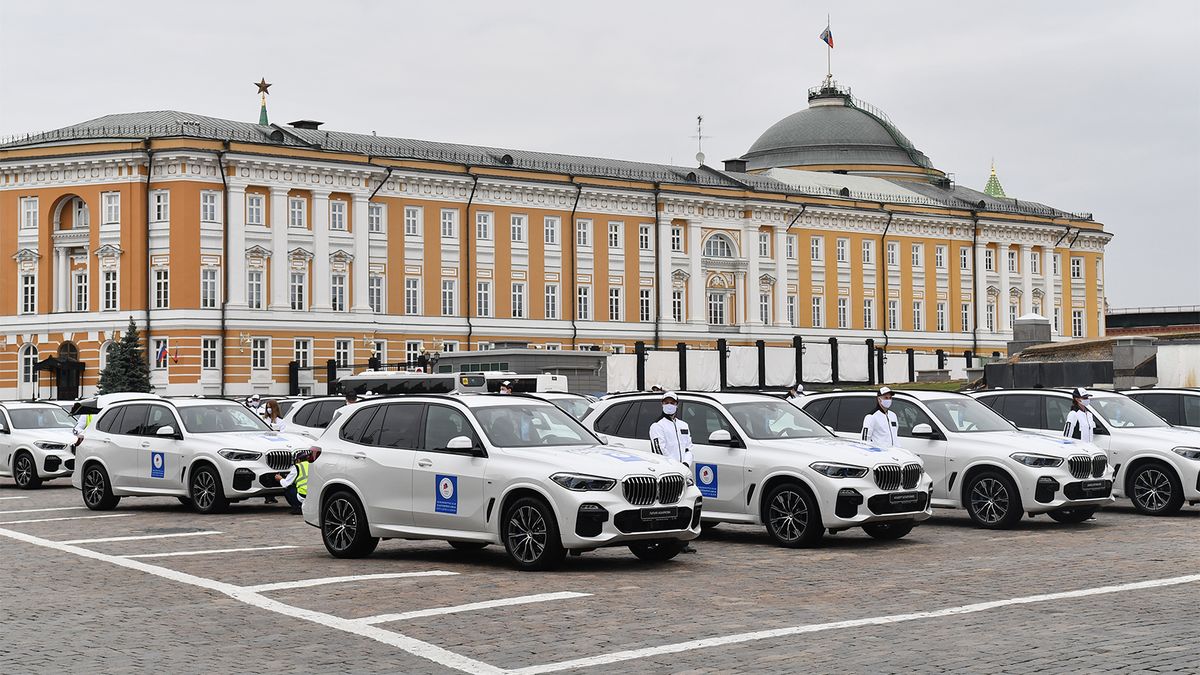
xmin=0 ymin=526 xmax=502 ymax=674
xmin=0 ymin=506 xmax=85 ymax=515
xmin=357 ymin=592 xmax=592 ymax=626
xmin=124 ymin=545 xmax=297 ymax=559
xmin=0 ymin=514 xmax=133 ymax=525
xmin=60 ymin=531 xmax=222 ymax=545
xmin=244 ymin=571 xmax=459 ymax=593
xmin=509 ymin=574 xmax=1200 ymax=674
xmin=0 ymin=496 xmax=29 ymax=500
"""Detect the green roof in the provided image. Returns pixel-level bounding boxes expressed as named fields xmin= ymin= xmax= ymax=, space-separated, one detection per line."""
xmin=983 ymin=161 xmax=1006 ymax=198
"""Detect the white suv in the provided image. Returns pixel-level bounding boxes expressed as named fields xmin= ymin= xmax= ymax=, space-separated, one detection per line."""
xmin=583 ymin=392 xmax=933 ymax=547
xmin=73 ymin=397 xmax=311 ymax=513
xmin=1122 ymin=388 xmax=1200 ymax=431
xmin=281 ymin=396 xmax=347 ymax=438
xmin=0 ymin=402 xmax=78 ymax=489
xmin=972 ymin=388 xmax=1200 ymax=516
xmin=303 ymin=393 xmax=702 ymax=571
xmin=798 ymin=391 xmax=1114 ymax=528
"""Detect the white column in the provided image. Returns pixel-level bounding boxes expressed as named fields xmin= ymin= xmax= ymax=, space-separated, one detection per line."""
xmin=351 ymin=194 xmax=370 ymax=312
xmin=688 ymin=222 xmax=703 ymax=324
xmin=311 ymin=190 xmax=331 ymax=311
xmin=774 ymin=226 xmax=788 ymax=327
xmin=55 ymin=247 xmax=68 ymax=312
xmin=1043 ymin=246 xmax=1056 ymax=335
xmin=974 ymin=240 xmax=989 ymax=333
xmin=227 ymin=185 xmax=247 ymax=307
xmin=1021 ymin=244 xmax=1034 ymax=316
xmin=1058 ymin=246 xmax=1071 ymax=336
xmin=735 ymin=272 xmax=747 ymax=326
xmin=656 ymin=216 xmax=672 ymax=324
xmin=998 ymin=243 xmax=1012 ymax=333
xmin=744 ymin=224 xmax=760 ymax=326
xmin=269 ymin=187 xmax=289 ymax=309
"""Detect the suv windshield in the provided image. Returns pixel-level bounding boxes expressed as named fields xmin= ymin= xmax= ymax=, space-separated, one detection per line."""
xmin=546 ymin=397 xmax=590 ymax=420
xmin=725 ymin=401 xmax=829 ymax=440
xmin=473 ymin=405 xmax=598 ymax=448
xmin=924 ymin=397 xmax=1015 ymax=433
xmin=9 ymin=407 xmax=76 ymax=429
xmin=178 ymin=404 xmax=270 ymax=433
xmin=1090 ymin=396 xmax=1169 ymax=428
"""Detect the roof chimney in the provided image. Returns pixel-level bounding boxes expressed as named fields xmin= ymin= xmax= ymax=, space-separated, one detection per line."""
xmin=288 ymin=119 xmax=324 ymax=130
xmin=723 ymin=158 xmax=748 ymax=173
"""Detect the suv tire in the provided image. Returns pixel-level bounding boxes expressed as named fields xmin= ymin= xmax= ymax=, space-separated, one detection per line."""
xmin=964 ymin=470 xmax=1022 ymax=529
xmin=763 ymin=481 xmax=823 ymax=548
xmin=188 ymin=464 xmax=230 ymax=514
xmin=1128 ymin=461 xmax=1184 ymax=516
xmin=12 ymin=451 xmax=41 ymax=489
xmin=81 ymin=463 xmax=120 ymax=511
xmin=322 ymin=490 xmax=379 ymax=558
xmin=502 ymin=496 xmax=567 ymax=571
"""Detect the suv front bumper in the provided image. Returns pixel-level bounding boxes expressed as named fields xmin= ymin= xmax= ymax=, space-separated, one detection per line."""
xmin=814 ymin=475 xmax=935 ymax=529
xmin=1014 ymin=464 xmax=1116 ymax=513
xmin=37 ymin=448 xmax=76 ymax=480
xmin=557 ymin=489 xmax=702 ymax=550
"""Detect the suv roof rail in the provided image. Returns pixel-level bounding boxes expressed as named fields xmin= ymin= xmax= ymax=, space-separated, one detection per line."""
xmin=601 ymin=390 xmax=784 ymax=404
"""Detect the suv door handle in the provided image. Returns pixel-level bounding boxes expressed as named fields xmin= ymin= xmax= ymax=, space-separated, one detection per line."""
xmin=352 ymin=452 xmax=367 ymax=460
xmin=140 ymin=442 xmax=151 ymax=448
xmin=417 ymin=458 xmax=433 ymax=468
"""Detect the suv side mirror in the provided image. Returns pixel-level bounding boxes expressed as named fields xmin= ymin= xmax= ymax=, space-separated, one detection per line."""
xmin=708 ymin=429 xmax=742 ymax=447
xmin=156 ymin=425 xmax=179 ymax=439
xmin=824 ymin=425 xmax=835 ymax=434
xmin=911 ymin=423 xmax=937 ymax=438
xmin=444 ymin=435 xmax=486 ymax=457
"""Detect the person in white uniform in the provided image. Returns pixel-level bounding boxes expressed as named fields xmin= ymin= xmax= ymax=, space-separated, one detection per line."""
xmin=785 ymin=384 xmax=805 ymax=401
xmin=648 ymin=391 xmax=697 ymax=553
xmin=1063 ymin=387 xmax=1097 ymax=443
xmin=861 ymin=386 xmax=899 ymax=446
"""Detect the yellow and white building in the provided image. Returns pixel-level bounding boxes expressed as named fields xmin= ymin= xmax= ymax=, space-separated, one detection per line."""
xmin=0 ymin=80 xmax=1110 ymax=398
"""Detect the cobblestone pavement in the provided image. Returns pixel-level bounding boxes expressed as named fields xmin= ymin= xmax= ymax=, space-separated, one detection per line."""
xmin=2 ymin=479 xmax=1198 ymax=674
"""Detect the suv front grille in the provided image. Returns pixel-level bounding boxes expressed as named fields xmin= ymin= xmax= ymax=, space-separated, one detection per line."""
xmin=874 ymin=464 xmax=922 ymax=491
xmin=658 ymin=475 xmax=685 ymax=505
xmin=1091 ymin=455 xmax=1107 ymax=478
xmin=1068 ymin=455 xmax=1091 ymax=479
xmin=265 ymin=451 xmax=294 ymax=471
xmin=902 ymin=463 xmax=921 ymax=489
xmin=622 ymin=476 xmax=657 ymax=505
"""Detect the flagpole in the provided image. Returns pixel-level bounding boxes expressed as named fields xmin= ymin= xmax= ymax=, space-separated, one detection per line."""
xmin=826 ymin=14 xmax=832 ymax=80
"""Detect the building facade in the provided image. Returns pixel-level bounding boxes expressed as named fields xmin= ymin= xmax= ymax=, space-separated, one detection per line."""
xmin=0 ymin=81 xmax=1110 ymax=398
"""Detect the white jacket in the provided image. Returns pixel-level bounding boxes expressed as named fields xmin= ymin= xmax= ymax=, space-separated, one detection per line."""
xmin=861 ymin=409 xmax=899 ymax=446
xmin=649 ymin=416 xmax=694 ymax=468
xmin=1063 ymin=409 xmax=1096 ymax=443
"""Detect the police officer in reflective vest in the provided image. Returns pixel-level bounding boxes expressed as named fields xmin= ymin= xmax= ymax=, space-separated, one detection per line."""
xmin=648 ymin=391 xmax=696 ymax=552
xmin=861 ymin=386 xmax=899 ymax=446
xmin=72 ymin=413 xmax=93 ymax=448
xmin=1063 ymin=387 xmax=1096 ymax=443
xmin=276 ymin=449 xmax=311 ymax=515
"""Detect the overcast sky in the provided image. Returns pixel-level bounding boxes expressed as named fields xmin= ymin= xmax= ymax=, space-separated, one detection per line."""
xmin=2 ymin=0 xmax=1196 ymax=308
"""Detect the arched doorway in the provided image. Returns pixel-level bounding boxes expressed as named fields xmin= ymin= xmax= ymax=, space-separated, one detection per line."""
xmin=18 ymin=344 xmax=38 ymax=400
xmin=33 ymin=341 xmax=85 ymax=400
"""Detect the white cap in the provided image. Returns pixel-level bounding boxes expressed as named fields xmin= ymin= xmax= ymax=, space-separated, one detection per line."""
xmin=877 ymin=386 xmax=894 ymax=396
xmin=1072 ymin=387 xmax=1092 ymax=399
xmin=501 ymin=380 xmax=512 ymax=387
xmin=250 ymin=394 xmax=260 ymax=399
xmin=661 ymin=390 xmax=679 ymax=401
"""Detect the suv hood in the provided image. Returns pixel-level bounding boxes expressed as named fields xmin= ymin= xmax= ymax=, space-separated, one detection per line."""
xmin=26 ymin=428 xmax=76 ymax=444
xmin=760 ymin=436 xmax=924 ymax=466
xmin=502 ymin=444 xmax=687 ymax=478
xmin=212 ymin=430 xmax=312 ymax=451
xmin=965 ymin=430 xmax=1103 ymax=457
xmin=1109 ymin=425 xmax=1200 ymax=448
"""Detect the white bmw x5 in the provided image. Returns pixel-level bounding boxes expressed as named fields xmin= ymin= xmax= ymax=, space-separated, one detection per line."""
xmin=302 ymin=394 xmax=702 ymax=571
xmin=0 ymin=402 xmax=78 ymax=489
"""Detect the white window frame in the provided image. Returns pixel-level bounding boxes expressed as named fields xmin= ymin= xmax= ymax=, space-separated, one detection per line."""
xmin=543 ymin=216 xmax=560 ymax=246
xmin=404 ymin=278 xmax=420 ymax=315
xmin=911 ymin=244 xmax=923 ymax=268
xmin=440 ymin=209 xmax=458 ymax=239
xmin=368 ymin=276 xmax=383 ymax=313
xmin=960 ymin=246 xmax=971 ymax=270
xmin=152 ymin=338 xmax=170 ymax=370
xmin=512 ymin=215 xmax=528 ymax=244
xmin=1031 ymin=251 xmax=1041 ymax=274
xmin=671 ymin=290 xmax=685 ymax=323
xmin=476 ymin=212 xmax=493 ymax=241
xmin=837 ymin=297 xmax=848 ymax=329
xmin=810 ymin=236 xmax=823 ymax=261
xmin=811 ymin=296 xmax=824 ymax=328
xmin=200 ymin=267 xmax=219 ymax=309
xmin=367 ymin=202 xmax=385 ymax=234
xmin=862 ymin=240 xmax=874 ymax=265
xmin=760 ymin=293 xmax=771 ymax=325
xmin=887 ymin=242 xmax=898 ymax=267
xmin=862 ymin=297 xmax=874 ymax=330
xmin=912 ymin=301 xmax=924 ymax=331
xmin=153 ymin=268 xmax=169 ymax=309
xmin=575 ymin=219 xmax=592 ymax=248
xmin=201 ymin=337 xmax=219 ymax=370
xmin=404 ymin=206 xmax=422 ymax=237
xmin=103 ymin=192 xmax=120 ymax=225
xmin=787 ymin=295 xmax=796 ymax=327
xmin=335 ymin=339 xmax=352 ymax=368
xmin=984 ymin=249 xmax=995 ymax=272
xmin=888 ymin=299 xmax=899 ymax=331
xmin=73 ymin=270 xmax=89 ymax=312
xmin=476 ymin=281 xmax=492 ymax=318
xmin=577 ymin=285 xmax=591 ymax=321
xmin=936 ymin=302 xmax=947 ymax=332
xmin=329 ymin=200 xmax=347 ymax=231
xmin=251 ymin=338 xmax=269 ymax=370
xmin=961 ymin=303 xmax=972 ymax=332
xmin=152 ymin=191 xmax=170 ymax=222
xmin=289 ymin=197 xmax=307 ymax=228
xmin=639 ymin=288 xmax=652 ymax=322
xmin=986 ymin=301 xmax=997 ymax=332
xmin=245 ymin=193 xmax=264 ymax=226
xmin=704 ymin=235 xmax=734 ymax=258
xmin=20 ymin=273 xmax=37 ymax=314
xmin=405 ymin=340 xmax=422 ymax=365
xmin=544 ymin=283 xmax=559 ymax=319
xmin=511 ymin=282 xmax=526 ymax=319
xmin=20 ymin=197 xmax=38 ymax=230
xmin=786 ymin=235 xmax=797 ymax=260
xmin=441 ymin=280 xmax=457 ymax=316
xmin=607 ymin=222 xmax=622 ymax=250
xmin=247 ymin=269 xmax=264 ymax=310
xmin=331 ymin=273 xmax=347 ymax=312
xmin=289 ymin=271 xmax=307 ymax=311
xmin=639 ymin=225 xmax=653 ymax=251
xmin=935 ymin=245 xmax=946 ymax=270
xmin=758 ymin=232 xmax=770 ymax=258
xmin=200 ymin=191 xmax=219 ymax=223
xmin=1072 ymin=309 xmax=1084 ymax=337
xmin=708 ymin=292 xmax=727 ymax=326
xmin=292 ymin=339 xmax=311 ymax=368
xmin=1007 ymin=249 xmax=1018 ymax=273
xmin=608 ymin=287 xmax=622 ymax=322
xmin=836 ymin=238 xmax=848 ymax=264
xmin=671 ymin=227 xmax=684 ymax=253
xmin=1070 ymin=256 xmax=1083 ymax=280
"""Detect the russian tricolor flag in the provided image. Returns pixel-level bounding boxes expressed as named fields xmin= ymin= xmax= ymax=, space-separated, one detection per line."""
xmin=820 ymin=26 xmax=834 ymax=48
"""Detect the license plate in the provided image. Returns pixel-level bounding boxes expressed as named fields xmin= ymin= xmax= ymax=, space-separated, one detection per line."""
xmin=889 ymin=492 xmax=920 ymax=505
xmin=1082 ymin=480 xmax=1106 ymax=492
xmin=640 ymin=507 xmax=679 ymax=521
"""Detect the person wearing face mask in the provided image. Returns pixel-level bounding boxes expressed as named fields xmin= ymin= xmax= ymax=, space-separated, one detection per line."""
xmin=1063 ymin=387 xmax=1096 ymax=442
xmin=648 ymin=391 xmax=697 ymax=553
xmin=861 ymin=386 xmax=899 ymax=446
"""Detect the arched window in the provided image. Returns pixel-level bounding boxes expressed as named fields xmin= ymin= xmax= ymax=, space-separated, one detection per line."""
xmin=20 ymin=344 xmax=38 ymax=384
xmin=59 ymin=342 xmax=79 ymax=361
xmin=704 ymin=234 xmax=735 ymax=258
xmin=99 ymin=340 xmax=114 ymax=370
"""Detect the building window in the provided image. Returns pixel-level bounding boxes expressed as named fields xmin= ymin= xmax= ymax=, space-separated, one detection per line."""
xmin=887 ymin=242 xmax=898 ymax=267
xmin=289 ymin=197 xmax=307 ymax=228
xmin=1096 ymin=259 xmax=1103 ymax=283
xmin=837 ymin=297 xmax=848 ymax=328
xmin=289 ymin=271 xmax=306 ymax=311
xmin=153 ymin=338 xmax=170 ymax=370
xmin=404 ymin=278 xmax=420 ymax=315
xmin=960 ymin=247 xmax=970 ymax=270
xmin=1072 ymin=309 xmax=1084 ymax=337
xmin=911 ymin=301 xmax=924 ymax=331
xmin=335 ymin=339 xmax=352 ymax=368
xmin=152 ymin=191 xmax=170 ymax=222
xmin=405 ymin=340 xmax=422 ymax=365
xmin=511 ymin=283 xmax=526 ymax=319
xmin=608 ymin=287 xmax=622 ymax=321
xmin=836 ymin=238 xmax=848 ymax=263
xmin=608 ymin=222 xmax=621 ymax=249
xmin=291 ymin=338 xmax=310 ymax=368
xmin=888 ymin=300 xmax=899 ymax=331
xmin=476 ymin=282 xmax=492 ymax=318
xmin=760 ymin=293 xmax=771 ymax=325
xmin=440 ymin=209 xmax=458 ymax=239
xmin=639 ymin=225 xmax=652 ymax=251
xmin=936 ymin=302 xmax=947 ymax=332
xmin=785 ymin=235 xmax=796 ymax=259
xmin=911 ymin=244 xmax=923 ymax=268
xmin=787 ymin=296 xmax=796 ymax=327
xmin=201 ymin=268 xmax=218 ymax=309
xmin=1031 ymin=251 xmax=1041 ymax=274
xmin=1007 ymin=250 xmax=1017 ymax=273
xmin=20 ymin=345 xmax=38 ymax=383
xmin=811 ymin=296 xmax=823 ymax=328
xmin=20 ymin=273 xmax=37 ymax=314
xmin=103 ymin=192 xmax=120 ymax=224
xmin=368 ymin=276 xmax=383 ymax=313
xmin=329 ymin=200 xmax=347 ymax=231
xmin=20 ymin=197 xmax=38 ymax=229
xmin=1009 ymin=301 xmax=1019 ymax=329
xmin=672 ymin=290 xmax=685 ymax=323
xmin=810 ymin=236 xmax=823 ymax=261
xmin=758 ymin=232 xmax=770 ymax=258
xmin=441 ymin=280 xmax=456 ymax=316
xmin=73 ymin=271 xmax=89 ymax=311
xmin=639 ymin=289 xmax=652 ymax=322
xmin=1052 ymin=253 xmax=1061 ymax=276
xmin=1033 ymin=297 xmax=1043 ymax=316
xmin=372 ymin=340 xmax=387 ymax=364
xmin=671 ymin=227 xmax=684 ymax=252
xmin=367 ymin=203 xmax=385 ymax=233
xmin=154 ymin=268 xmax=169 ymax=309
xmin=577 ymin=286 xmax=591 ymax=320
xmin=251 ymin=338 xmax=268 ymax=369
xmin=512 ymin=215 xmax=528 ymax=244
xmin=986 ymin=300 xmax=996 ymax=332
xmin=704 ymin=235 xmax=734 ymax=258
xmin=331 ymin=274 xmax=346 ymax=312
xmin=984 ymin=249 xmax=995 ymax=271
xmin=544 ymin=216 xmax=560 ymax=246
xmin=862 ymin=298 xmax=874 ymax=330
xmin=246 ymin=194 xmax=264 ymax=226
xmin=247 ymin=270 xmax=264 ymax=310
xmin=544 ymin=283 xmax=559 ymax=319
xmin=404 ymin=206 xmax=422 ymax=236
xmin=1054 ymin=306 xmax=1062 ymax=333
xmin=202 ymin=338 xmax=219 ymax=370
xmin=862 ymin=241 xmax=874 ymax=265
xmin=1070 ymin=257 xmax=1083 ymax=280
xmin=961 ymin=303 xmax=972 ymax=332
xmin=708 ymin=292 xmax=727 ymax=326
xmin=201 ymin=192 xmax=219 ymax=223
xmin=935 ymin=245 xmax=946 ymax=270
xmin=476 ymin=212 xmax=493 ymax=241
xmin=576 ymin=219 xmax=591 ymax=248
xmin=73 ymin=199 xmax=89 ymax=228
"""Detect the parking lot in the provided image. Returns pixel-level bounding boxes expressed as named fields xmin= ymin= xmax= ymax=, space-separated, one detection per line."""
xmin=2 ymin=480 xmax=1198 ymax=674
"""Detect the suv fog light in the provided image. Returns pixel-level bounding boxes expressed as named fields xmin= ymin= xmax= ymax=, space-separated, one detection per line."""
xmin=836 ymin=488 xmax=863 ymax=519
xmin=575 ymin=503 xmax=609 ymax=538
xmin=1035 ymin=476 xmax=1060 ymax=504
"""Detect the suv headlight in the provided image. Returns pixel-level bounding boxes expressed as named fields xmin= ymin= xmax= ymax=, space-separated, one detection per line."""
xmin=551 ymin=473 xmax=616 ymax=491
xmin=1172 ymin=446 xmax=1200 ymax=461
xmin=685 ymin=474 xmax=696 ymax=487
xmin=1010 ymin=452 xmax=1064 ymax=468
xmin=810 ymin=462 xmax=868 ymax=478
xmin=34 ymin=441 xmax=67 ymax=451
xmin=218 ymin=449 xmax=262 ymax=462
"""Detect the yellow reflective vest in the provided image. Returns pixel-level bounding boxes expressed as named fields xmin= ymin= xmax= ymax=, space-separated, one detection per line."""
xmin=294 ymin=462 xmax=309 ymax=497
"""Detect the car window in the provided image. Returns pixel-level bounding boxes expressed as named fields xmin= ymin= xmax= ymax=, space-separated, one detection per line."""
xmin=293 ymin=401 xmax=316 ymax=427
xmin=833 ymin=397 xmax=876 ymax=433
xmin=801 ymin=397 xmax=831 ymax=421
xmin=594 ymin=402 xmax=631 ymax=437
xmin=278 ymin=400 xmax=296 ymax=416
xmin=923 ymin=397 xmax=1014 ymax=433
xmin=140 ymin=405 xmax=178 ymax=436
xmin=1132 ymin=394 xmax=1179 ymax=425
xmin=632 ymin=400 xmax=666 ymax=441
xmin=1091 ymin=396 xmax=1169 ymax=428
xmin=312 ymin=400 xmax=348 ymax=429
xmin=1001 ymin=395 xmax=1043 ymax=428
xmin=96 ymin=407 xmax=123 ymax=434
xmin=112 ymin=405 xmax=148 ymax=436
xmin=339 ymin=407 xmax=379 ymax=443
xmin=891 ymin=400 xmax=938 ymax=436
xmin=551 ymin=397 xmax=590 ymax=420
xmin=8 ymin=407 xmax=76 ymax=429
xmin=474 ymin=404 xmax=598 ymax=448
xmin=424 ymin=405 xmax=479 ymax=451
xmin=1042 ymin=396 xmax=1070 ymax=430
xmin=179 ymin=404 xmax=269 ymax=433
xmin=680 ymin=401 xmax=733 ymax=443
xmin=726 ymin=401 xmax=828 ymax=439
xmin=358 ymin=406 xmax=387 ymax=446
xmin=377 ymin=403 xmax=423 ymax=449
xmin=1183 ymin=395 xmax=1200 ymax=427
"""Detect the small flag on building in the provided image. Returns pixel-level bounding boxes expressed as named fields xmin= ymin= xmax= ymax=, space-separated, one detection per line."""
xmin=820 ymin=26 xmax=834 ymax=48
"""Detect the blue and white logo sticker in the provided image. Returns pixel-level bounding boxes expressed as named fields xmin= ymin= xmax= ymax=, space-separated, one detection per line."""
xmin=435 ymin=474 xmax=458 ymax=514
xmin=150 ymin=451 xmax=165 ymax=479
xmin=695 ymin=463 xmax=718 ymax=498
